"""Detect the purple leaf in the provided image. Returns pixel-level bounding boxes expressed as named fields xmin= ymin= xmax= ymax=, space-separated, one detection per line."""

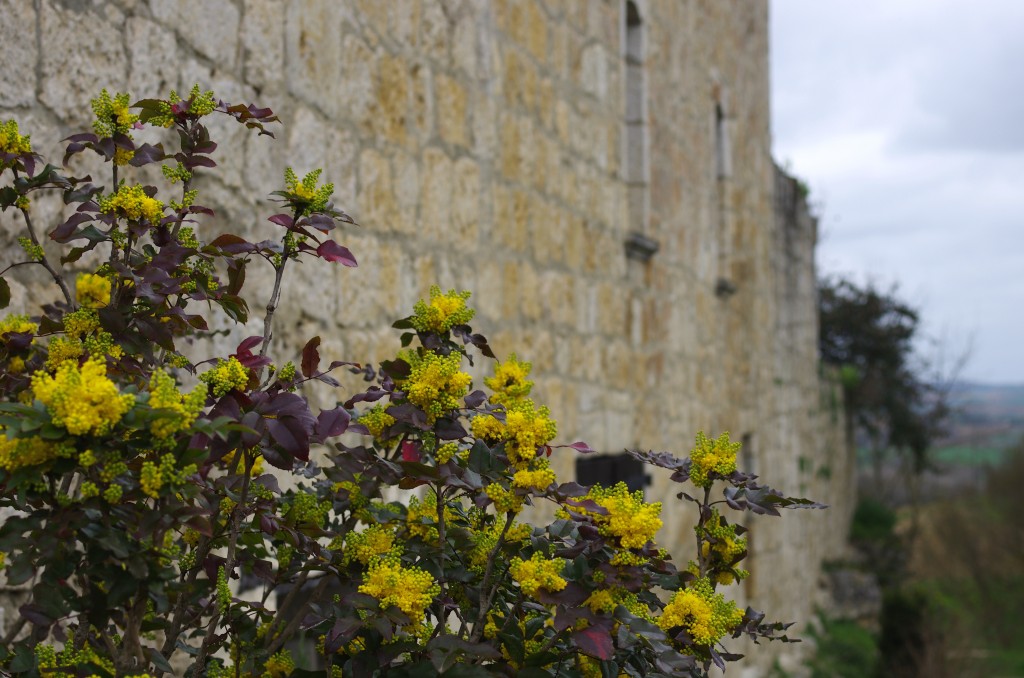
xmin=316 ymin=406 xmax=351 ymax=439
xmin=317 ymin=240 xmax=358 ymax=266
xmin=268 ymin=214 xmax=294 ymax=229
xmin=301 ymin=336 xmax=321 ymax=378
xmin=572 ymin=626 xmax=614 ymax=660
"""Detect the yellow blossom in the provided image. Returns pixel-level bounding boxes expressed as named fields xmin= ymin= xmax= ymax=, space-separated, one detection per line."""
xmin=358 ymin=405 xmax=395 ymax=440
xmin=512 ymin=460 xmax=557 ymax=490
xmin=471 ymin=398 xmax=557 ymax=465
xmin=76 ymin=273 xmax=112 ymax=309
xmin=569 ymin=482 xmax=662 ymax=550
xmin=90 ymin=89 xmax=138 ymax=137
xmin=262 ymin=650 xmax=294 ymax=678
xmin=341 ymin=524 xmax=398 ymax=565
xmin=485 ymin=483 xmax=523 ymax=514
xmin=468 ymin=520 xmax=531 ymax=570
xmin=0 ymin=314 xmax=37 ymax=338
xmin=0 ymin=120 xmax=31 ymax=158
xmin=411 ymin=286 xmax=475 ymax=334
xmin=484 ymin=353 xmax=534 ymax=405
xmin=399 ymin=350 xmax=472 ymax=423
xmin=657 ymin=577 xmax=743 ymax=646
xmin=283 ymin=167 xmax=333 ymax=215
xmin=31 ymin=357 xmax=134 ymax=436
xmin=8 ymin=356 xmax=25 ymax=374
xmin=509 ymin=552 xmax=566 ymax=597
xmin=689 ymin=431 xmax=741 ymax=488
xmin=99 ymin=184 xmax=164 ymax=223
xmin=358 ymin=555 xmax=439 ymax=622
xmin=406 ymin=490 xmax=453 ymax=541
xmin=148 ymin=370 xmax=205 ymax=441
xmin=200 ymin=357 xmax=250 ymax=397
xmin=0 ymin=429 xmax=72 ymax=472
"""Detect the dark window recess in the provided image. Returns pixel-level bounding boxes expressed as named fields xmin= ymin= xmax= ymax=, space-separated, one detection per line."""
xmin=576 ymin=453 xmax=650 ymax=493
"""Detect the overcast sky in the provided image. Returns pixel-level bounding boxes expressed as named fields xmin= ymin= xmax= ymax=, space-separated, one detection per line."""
xmin=770 ymin=1 xmax=1024 ymax=385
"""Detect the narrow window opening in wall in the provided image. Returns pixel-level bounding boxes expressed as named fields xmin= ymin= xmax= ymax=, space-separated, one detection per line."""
xmin=714 ymin=102 xmax=731 ymax=180
xmin=576 ymin=453 xmax=651 ymax=494
xmin=714 ymin=98 xmax=736 ymax=298
xmin=623 ymin=1 xmax=657 ymax=263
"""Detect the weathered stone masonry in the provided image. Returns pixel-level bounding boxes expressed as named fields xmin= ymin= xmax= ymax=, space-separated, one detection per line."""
xmin=0 ymin=0 xmax=854 ymax=673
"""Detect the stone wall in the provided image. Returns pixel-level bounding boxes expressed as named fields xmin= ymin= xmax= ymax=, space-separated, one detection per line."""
xmin=0 ymin=0 xmax=855 ymax=674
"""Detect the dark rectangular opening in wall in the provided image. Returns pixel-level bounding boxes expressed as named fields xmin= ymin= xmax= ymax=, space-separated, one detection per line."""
xmin=576 ymin=453 xmax=650 ymax=494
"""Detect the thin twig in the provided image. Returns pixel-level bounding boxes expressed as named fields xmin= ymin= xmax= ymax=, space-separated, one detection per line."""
xmin=13 ymin=170 xmax=73 ymax=306
xmin=194 ymin=455 xmax=254 ymax=674
xmin=470 ymin=512 xmax=515 ymax=643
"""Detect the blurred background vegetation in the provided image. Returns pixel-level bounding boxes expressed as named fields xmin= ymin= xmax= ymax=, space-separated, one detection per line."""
xmin=786 ymin=277 xmax=1024 ymax=678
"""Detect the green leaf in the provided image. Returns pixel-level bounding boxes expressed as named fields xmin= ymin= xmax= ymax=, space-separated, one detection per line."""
xmin=0 ymin=276 xmax=9 ymax=309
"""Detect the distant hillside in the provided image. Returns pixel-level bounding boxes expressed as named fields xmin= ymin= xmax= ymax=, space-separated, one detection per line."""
xmin=933 ymin=382 xmax=1024 ymax=466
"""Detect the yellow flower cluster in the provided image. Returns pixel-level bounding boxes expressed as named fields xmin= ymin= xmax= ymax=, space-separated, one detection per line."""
xmin=341 ymin=524 xmax=398 ymax=565
xmin=406 ymin=490 xmax=452 ymax=541
xmin=484 ymin=353 xmax=534 ymax=406
xmin=435 ymin=441 xmax=461 ymax=464
xmin=657 ymin=577 xmax=743 ymax=646
xmin=512 ymin=460 xmax=557 ymax=490
xmin=485 ymin=482 xmax=523 ymax=514
xmin=42 ymin=310 xmax=122 ymax=371
xmin=573 ymin=482 xmax=662 ymax=550
xmin=468 ymin=520 xmax=531 ymax=570
xmin=471 ymin=399 xmax=557 ymax=465
xmin=0 ymin=120 xmax=31 ymax=157
xmin=150 ymin=85 xmax=217 ymax=127
xmin=31 ymin=357 xmax=134 ymax=436
xmin=0 ymin=314 xmax=37 ymax=338
xmin=400 ymin=350 xmax=472 ymax=423
xmin=34 ymin=635 xmax=119 ymax=678
xmin=358 ymin=404 xmax=395 ymax=440
xmin=0 ymin=430 xmax=69 ymax=472
xmin=76 ymin=273 xmax=112 ymax=309
xmin=200 ymin=357 xmax=250 ymax=397
xmin=284 ymin=167 xmax=334 ymax=215
xmin=509 ymin=552 xmax=567 ymax=597
xmin=410 ymin=286 xmax=475 ymax=334
xmin=583 ymin=587 xmax=652 ymax=619
xmin=689 ymin=431 xmax=741 ymax=488
xmin=140 ymin=453 xmax=197 ymax=499
xmin=90 ymin=89 xmax=138 ymax=138
xmin=262 ymin=650 xmax=295 ymax=678
xmin=148 ymin=370 xmax=205 ymax=441
xmin=358 ymin=555 xmax=440 ymax=622
xmin=99 ymin=184 xmax=164 ymax=223
xmin=221 ymin=448 xmax=265 ymax=477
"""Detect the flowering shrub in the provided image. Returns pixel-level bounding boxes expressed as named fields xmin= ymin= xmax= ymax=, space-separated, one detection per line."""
xmin=0 ymin=84 xmax=823 ymax=678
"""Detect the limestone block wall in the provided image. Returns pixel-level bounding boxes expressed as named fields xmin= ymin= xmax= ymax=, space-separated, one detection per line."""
xmin=0 ymin=0 xmax=855 ymax=674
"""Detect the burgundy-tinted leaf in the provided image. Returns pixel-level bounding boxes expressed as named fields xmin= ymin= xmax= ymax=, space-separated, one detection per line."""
xmin=435 ymin=417 xmax=467 ymax=440
xmin=316 ymin=240 xmax=357 ymax=266
xmin=388 ymin=403 xmax=428 ymax=430
xmin=301 ymin=336 xmax=321 ymax=378
xmin=308 ymin=213 xmax=335 ymax=232
xmin=464 ymin=390 xmax=488 ymax=409
xmin=19 ymin=604 xmax=53 ymax=628
xmin=50 ymin=212 xmax=94 ymax=242
xmin=268 ymin=214 xmax=294 ymax=229
xmin=315 ymin=406 xmax=351 ymax=440
xmin=562 ymin=441 xmax=596 ymax=454
xmin=208 ymin=233 xmax=254 ymax=254
xmin=572 ymin=626 xmax=615 ymax=660
xmin=185 ymin=515 xmax=213 ymax=537
xmin=183 ymin=155 xmax=217 ymax=169
xmin=237 ymin=336 xmax=263 ymax=353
